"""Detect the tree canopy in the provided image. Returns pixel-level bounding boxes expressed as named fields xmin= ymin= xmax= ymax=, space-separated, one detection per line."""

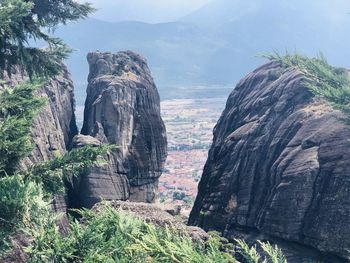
xmin=0 ymin=0 xmax=95 ymax=176
xmin=0 ymin=0 xmax=94 ymax=78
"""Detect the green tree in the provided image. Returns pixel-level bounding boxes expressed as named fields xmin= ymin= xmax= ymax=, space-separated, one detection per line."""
xmin=0 ymin=0 xmax=94 ymax=78
xmin=0 ymin=80 xmax=45 ymax=176
xmin=0 ymin=0 xmax=95 ymax=175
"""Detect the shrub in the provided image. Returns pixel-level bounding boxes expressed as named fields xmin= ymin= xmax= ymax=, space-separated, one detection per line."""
xmin=234 ymin=239 xmax=287 ymax=263
xmin=23 ymin=144 xmax=113 ymax=195
xmin=0 ymin=175 xmax=50 ymax=256
xmin=28 ymin=204 xmax=237 ymax=263
xmin=0 ymin=80 xmax=45 ymax=177
xmin=173 ymin=191 xmax=187 ymax=201
xmin=0 ymin=176 xmax=48 ymax=227
xmin=264 ymin=52 xmax=350 ymax=119
xmin=0 ymin=145 xmax=112 ymax=257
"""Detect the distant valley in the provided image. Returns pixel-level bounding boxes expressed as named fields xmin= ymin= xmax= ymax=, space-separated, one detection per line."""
xmin=159 ymin=97 xmax=226 ymax=215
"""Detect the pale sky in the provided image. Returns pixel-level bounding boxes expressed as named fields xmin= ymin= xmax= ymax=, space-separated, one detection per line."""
xmin=82 ymin=0 xmax=212 ymax=23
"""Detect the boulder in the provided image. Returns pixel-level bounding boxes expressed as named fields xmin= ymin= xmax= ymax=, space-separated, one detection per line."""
xmin=189 ymin=61 xmax=350 ymax=261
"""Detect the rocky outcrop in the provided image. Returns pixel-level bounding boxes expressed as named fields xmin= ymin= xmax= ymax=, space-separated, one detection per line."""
xmin=1 ymin=65 xmax=78 ymax=168
xmin=23 ymin=66 xmax=78 ymax=168
xmin=189 ymin=62 xmax=350 ymax=261
xmin=68 ymin=134 xmax=130 ymax=209
xmin=1 ymin=66 xmax=77 ymax=263
xmin=75 ymin=51 xmax=167 ymax=208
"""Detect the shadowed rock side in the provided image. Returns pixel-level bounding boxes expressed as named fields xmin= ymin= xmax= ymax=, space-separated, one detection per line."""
xmin=25 ymin=67 xmax=78 ymax=168
xmin=76 ymin=51 xmax=167 ymax=208
xmin=1 ymin=65 xmax=78 ymax=169
xmin=189 ymin=62 xmax=350 ymax=261
xmin=1 ymin=66 xmax=78 ymax=263
xmin=2 ymin=65 xmax=78 ymax=214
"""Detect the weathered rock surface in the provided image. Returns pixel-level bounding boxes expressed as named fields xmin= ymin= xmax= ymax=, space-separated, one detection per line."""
xmin=23 ymin=67 xmax=78 ymax=168
xmin=1 ymin=66 xmax=77 ymax=263
xmin=75 ymin=51 xmax=167 ymax=208
xmin=189 ymin=62 xmax=350 ymax=261
xmin=68 ymin=134 xmax=130 ymax=209
xmin=1 ymin=65 xmax=78 ymax=168
xmin=2 ymin=65 xmax=77 ymax=223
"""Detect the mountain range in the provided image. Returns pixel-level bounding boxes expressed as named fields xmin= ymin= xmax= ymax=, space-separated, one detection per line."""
xmin=56 ymin=0 xmax=350 ymax=104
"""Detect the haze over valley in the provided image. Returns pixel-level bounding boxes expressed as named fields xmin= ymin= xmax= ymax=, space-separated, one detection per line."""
xmin=59 ymin=0 xmax=350 ymax=105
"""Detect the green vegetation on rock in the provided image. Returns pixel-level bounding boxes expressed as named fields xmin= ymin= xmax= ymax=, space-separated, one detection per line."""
xmin=0 ymin=1 xmax=290 ymax=261
xmin=265 ymin=52 xmax=350 ymax=118
xmin=235 ymin=239 xmax=287 ymax=263
xmin=26 ymin=202 xmax=287 ymax=263
xmin=27 ymin=203 xmax=236 ymax=263
xmin=0 ymin=81 xmax=45 ymax=177
xmin=0 ymin=142 xmax=111 ymax=258
xmin=0 ymin=82 xmax=111 ymax=254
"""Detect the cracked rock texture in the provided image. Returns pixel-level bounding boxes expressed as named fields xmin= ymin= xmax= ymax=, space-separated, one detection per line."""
xmin=76 ymin=51 xmax=167 ymax=208
xmin=189 ymin=62 xmax=350 ymax=261
xmin=2 ymin=66 xmax=78 ymax=169
xmin=0 ymin=66 xmax=77 ymax=263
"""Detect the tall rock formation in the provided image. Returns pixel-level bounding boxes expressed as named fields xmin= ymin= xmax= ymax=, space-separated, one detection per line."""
xmin=74 ymin=51 xmax=167 ymax=208
xmin=24 ymin=66 xmax=78 ymax=168
xmin=1 ymin=65 xmax=78 ymax=169
xmin=2 ymin=66 xmax=78 ymax=229
xmin=189 ymin=62 xmax=350 ymax=261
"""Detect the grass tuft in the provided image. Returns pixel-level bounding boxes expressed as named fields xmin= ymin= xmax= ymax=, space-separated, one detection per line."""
xmin=264 ymin=52 xmax=350 ymax=118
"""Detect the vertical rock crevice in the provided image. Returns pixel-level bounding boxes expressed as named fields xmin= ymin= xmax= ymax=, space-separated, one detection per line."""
xmin=1 ymin=65 xmax=78 ymax=169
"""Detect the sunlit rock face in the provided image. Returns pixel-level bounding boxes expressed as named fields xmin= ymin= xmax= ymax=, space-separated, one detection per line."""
xmin=75 ymin=51 xmax=167 ymax=208
xmin=189 ymin=61 xmax=350 ymax=262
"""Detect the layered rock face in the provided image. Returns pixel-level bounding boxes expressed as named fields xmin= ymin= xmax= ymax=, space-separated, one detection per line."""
xmin=189 ymin=62 xmax=350 ymax=261
xmin=75 ymin=51 xmax=167 ymax=208
xmin=1 ymin=66 xmax=78 ymax=263
xmin=24 ymin=66 xmax=78 ymax=168
xmin=1 ymin=66 xmax=78 ymax=168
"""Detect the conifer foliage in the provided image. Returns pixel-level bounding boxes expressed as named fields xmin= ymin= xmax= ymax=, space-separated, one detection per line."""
xmin=0 ymin=80 xmax=45 ymax=177
xmin=0 ymin=0 xmax=94 ymax=78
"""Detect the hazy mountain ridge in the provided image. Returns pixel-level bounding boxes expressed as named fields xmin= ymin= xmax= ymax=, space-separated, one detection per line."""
xmin=57 ymin=0 xmax=350 ymax=104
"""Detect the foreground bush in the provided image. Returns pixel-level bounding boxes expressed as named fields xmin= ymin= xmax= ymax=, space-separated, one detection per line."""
xmin=0 ymin=175 xmax=50 ymax=257
xmin=28 ymin=204 xmax=236 ymax=263
xmin=0 ymin=145 xmax=110 ymax=258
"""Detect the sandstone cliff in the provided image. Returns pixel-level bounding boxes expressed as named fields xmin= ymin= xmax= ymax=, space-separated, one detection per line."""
xmin=73 ymin=51 xmax=167 ymax=208
xmin=3 ymin=66 xmax=77 ymax=225
xmin=24 ymin=67 xmax=78 ymax=168
xmin=1 ymin=66 xmax=78 ymax=169
xmin=0 ymin=66 xmax=78 ymax=263
xmin=189 ymin=61 xmax=350 ymax=261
